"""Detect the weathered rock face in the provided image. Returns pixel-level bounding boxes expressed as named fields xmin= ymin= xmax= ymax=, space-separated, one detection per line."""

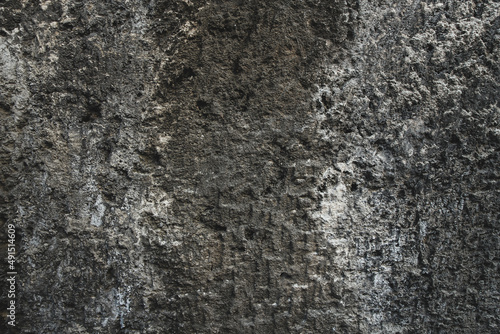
xmin=1 ymin=0 xmax=499 ymax=333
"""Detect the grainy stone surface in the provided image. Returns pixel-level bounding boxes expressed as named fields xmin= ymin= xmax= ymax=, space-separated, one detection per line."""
xmin=0 ymin=0 xmax=499 ymax=333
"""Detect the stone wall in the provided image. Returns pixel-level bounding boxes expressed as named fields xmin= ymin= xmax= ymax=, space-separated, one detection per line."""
xmin=1 ymin=0 xmax=499 ymax=333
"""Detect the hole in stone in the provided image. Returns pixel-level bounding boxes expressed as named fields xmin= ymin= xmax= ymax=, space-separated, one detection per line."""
xmin=450 ymin=133 xmax=461 ymax=145
xmin=196 ymin=99 xmax=209 ymax=109
xmin=82 ymin=103 xmax=102 ymax=122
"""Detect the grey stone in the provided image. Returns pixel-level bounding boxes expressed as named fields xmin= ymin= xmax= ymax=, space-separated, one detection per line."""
xmin=0 ymin=0 xmax=499 ymax=333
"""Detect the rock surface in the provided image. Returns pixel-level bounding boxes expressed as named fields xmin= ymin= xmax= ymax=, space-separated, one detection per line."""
xmin=1 ymin=0 xmax=499 ymax=333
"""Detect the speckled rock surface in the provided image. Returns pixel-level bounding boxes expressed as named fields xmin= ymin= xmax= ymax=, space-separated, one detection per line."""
xmin=1 ymin=0 xmax=499 ymax=333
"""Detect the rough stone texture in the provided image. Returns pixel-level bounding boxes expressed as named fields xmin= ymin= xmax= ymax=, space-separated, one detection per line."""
xmin=1 ymin=0 xmax=499 ymax=333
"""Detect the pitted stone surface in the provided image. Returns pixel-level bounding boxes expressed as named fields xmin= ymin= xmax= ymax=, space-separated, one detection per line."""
xmin=0 ymin=1 xmax=499 ymax=333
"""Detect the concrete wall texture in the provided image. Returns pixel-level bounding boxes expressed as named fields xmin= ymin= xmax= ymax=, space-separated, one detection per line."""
xmin=0 ymin=0 xmax=499 ymax=333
